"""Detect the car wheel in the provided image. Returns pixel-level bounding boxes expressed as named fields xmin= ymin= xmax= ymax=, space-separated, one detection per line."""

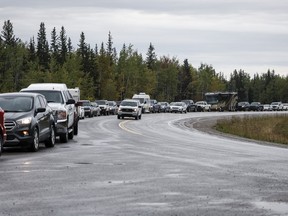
xmin=117 ymin=115 xmax=120 ymax=119
xmin=68 ymin=129 xmax=74 ymax=139
xmin=139 ymin=115 xmax=142 ymax=120
xmin=74 ymin=120 xmax=78 ymax=135
xmin=45 ymin=124 xmax=56 ymax=148
xmin=60 ymin=130 xmax=68 ymax=143
xmin=30 ymin=127 xmax=40 ymax=152
xmin=135 ymin=115 xmax=139 ymax=120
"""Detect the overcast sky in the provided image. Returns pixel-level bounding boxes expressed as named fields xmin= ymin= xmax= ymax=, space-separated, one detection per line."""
xmin=1 ymin=0 xmax=288 ymax=77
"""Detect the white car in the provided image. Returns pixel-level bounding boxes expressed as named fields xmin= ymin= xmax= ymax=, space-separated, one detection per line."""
xmin=270 ymin=102 xmax=283 ymax=111
xmin=262 ymin=104 xmax=272 ymax=111
xmin=169 ymin=102 xmax=187 ymax=113
xmin=282 ymin=103 xmax=288 ymax=111
xmin=196 ymin=101 xmax=211 ymax=112
xmin=117 ymin=99 xmax=142 ymax=120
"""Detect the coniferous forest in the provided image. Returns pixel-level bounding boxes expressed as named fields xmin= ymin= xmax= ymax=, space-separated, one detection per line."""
xmin=1 ymin=20 xmax=288 ymax=103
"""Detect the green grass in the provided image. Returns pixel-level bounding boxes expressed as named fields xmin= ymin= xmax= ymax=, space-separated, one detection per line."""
xmin=215 ymin=114 xmax=288 ymax=145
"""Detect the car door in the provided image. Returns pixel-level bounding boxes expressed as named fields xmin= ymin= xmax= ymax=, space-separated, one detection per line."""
xmin=35 ymin=95 xmax=50 ymax=139
xmin=63 ymin=90 xmax=75 ymax=128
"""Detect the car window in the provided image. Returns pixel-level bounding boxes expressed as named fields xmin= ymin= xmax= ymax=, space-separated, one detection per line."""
xmin=38 ymin=95 xmax=47 ymax=108
xmin=34 ymin=96 xmax=42 ymax=109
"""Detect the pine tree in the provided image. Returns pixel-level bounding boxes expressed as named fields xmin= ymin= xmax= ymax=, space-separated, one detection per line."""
xmin=178 ymin=59 xmax=192 ymax=99
xmin=146 ymin=43 xmax=157 ymax=70
xmin=50 ymin=27 xmax=59 ymax=62
xmin=28 ymin=37 xmax=36 ymax=62
xmin=77 ymin=32 xmax=89 ymax=73
xmin=67 ymin=37 xmax=73 ymax=57
xmin=59 ymin=26 xmax=67 ymax=65
xmin=1 ymin=20 xmax=17 ymax=46
xmin=37 ymin=22 xmax=50 ymax=70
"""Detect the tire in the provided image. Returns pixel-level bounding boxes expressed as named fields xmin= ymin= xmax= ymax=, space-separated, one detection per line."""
xmin=139 ymin=115 xmax=142 ymax=120
xmin=45 ymin=124 xmax=56 ymax=148
xmin=30 ymin=127 xmax=40 ymax=152
xmin=117 ymin=115 xmax=120 ymax=119
xmin=60 ymin=130 xmax=68 ymax=143
xmin=68 ymin=129 xmax=74 ymax=139
xmin=74 ymin=120 xmax=78 ymax=135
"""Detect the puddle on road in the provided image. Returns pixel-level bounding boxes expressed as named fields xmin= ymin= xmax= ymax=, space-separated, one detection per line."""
xmin=254 ymin=201 xmax=288 ymax=215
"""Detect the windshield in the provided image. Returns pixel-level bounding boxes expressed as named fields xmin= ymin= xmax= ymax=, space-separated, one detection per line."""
xmin=96 ymin=100 xmax=106 ymax=105
xmin=0 ymin=96 xmax=33 ymax=112
xmin=205 ymin=95 xmax=218 ymax=104
xmin=175 ymin=102 xmax=183 ymax=106
xmin=23 ymin=90 xmax=63 ymax=103
xmin=133 ymin=98 xmax=144 ymax=103
xmin=121 ymin=101 xmax=137 ymax=107
xmin=81 ymin=101 xmax=91 ymax=106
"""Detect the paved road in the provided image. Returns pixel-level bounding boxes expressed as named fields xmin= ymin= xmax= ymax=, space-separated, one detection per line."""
xmin=0 ymin=112 xmax=288 ymax=216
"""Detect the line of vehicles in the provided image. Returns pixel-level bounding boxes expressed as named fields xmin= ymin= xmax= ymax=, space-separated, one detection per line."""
xmin=0 ymin=86 xmax=286 ymax=155
xmin=236 ymin=101 xmax=288 ymax=111
xmin=0 ymin=83 xmax=79 ymax=154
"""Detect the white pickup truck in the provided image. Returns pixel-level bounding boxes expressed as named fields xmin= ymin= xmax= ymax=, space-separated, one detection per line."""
xmin=195 ymin=101 xmax=211 ymax=112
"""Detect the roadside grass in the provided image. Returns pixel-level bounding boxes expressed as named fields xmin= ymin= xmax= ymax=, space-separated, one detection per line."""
xmin=215 ymin=114 xmax=288 ymax=145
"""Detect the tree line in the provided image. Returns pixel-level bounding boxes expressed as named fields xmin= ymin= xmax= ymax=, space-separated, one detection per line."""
xmin=1 ymin=20 xmax=288 ymax=103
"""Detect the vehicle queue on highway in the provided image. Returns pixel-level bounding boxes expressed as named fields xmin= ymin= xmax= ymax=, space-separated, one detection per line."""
xmin=0 ymin=84 xmax=286 ymax=156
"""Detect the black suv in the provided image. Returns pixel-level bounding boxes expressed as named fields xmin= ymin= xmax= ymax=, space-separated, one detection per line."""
xmin=0 ymin=92 xmax=56 ymax=151
xmin=181 ymin=99 xmax=197 ymax=112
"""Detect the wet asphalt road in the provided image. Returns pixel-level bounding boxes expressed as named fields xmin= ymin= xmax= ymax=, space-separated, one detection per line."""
xmin=0 ymin=111 xmax=288 ymax=216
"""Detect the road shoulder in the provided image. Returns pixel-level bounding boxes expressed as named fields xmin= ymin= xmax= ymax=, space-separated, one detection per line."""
xmin=184 ymin=115 xmax=288 ymax=149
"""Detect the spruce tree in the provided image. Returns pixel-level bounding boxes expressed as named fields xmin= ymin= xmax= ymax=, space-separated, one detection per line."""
xmin=37 ymin=22 xmax=50 ymax=70
xmin=28 ymin=37 xmax=36 ymax=62
xmin=50 ymin=27 xmax=59 ymax=62
xmin=146 ymin=42 xmax=157 ymax=70
xmin=1 ymin=20 xmax=17 ymax=46
xmin=59 ymin=26 xmax=67 ymax=65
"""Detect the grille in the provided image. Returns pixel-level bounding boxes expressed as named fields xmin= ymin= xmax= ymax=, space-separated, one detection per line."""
xmin=122 ymin=108 xmax=133 ymax=112
xmin=5 ymin=121 xmax=16 ymax=131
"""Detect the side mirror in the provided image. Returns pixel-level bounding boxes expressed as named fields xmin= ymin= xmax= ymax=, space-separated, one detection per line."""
xmin=67 ymin=98 xmax=75 ymax=105
xmin=36 ymin=107 xmax=46 ymax=113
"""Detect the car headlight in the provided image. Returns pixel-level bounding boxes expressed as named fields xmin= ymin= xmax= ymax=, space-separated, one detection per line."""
xmin=17 ymin=117 xmax=32 ymax=125
xmin=57 ymin=110 xmax=67 ymax=120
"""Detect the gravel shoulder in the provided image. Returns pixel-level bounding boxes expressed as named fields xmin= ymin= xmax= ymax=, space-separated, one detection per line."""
xmin=184 ymin=115 xmax=288 ymax=149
